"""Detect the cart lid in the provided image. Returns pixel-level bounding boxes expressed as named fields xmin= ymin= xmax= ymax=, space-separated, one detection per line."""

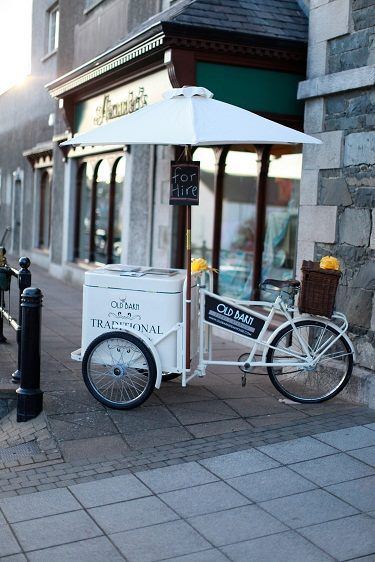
xmin=84 ymin=265 xmax=191 ymax=293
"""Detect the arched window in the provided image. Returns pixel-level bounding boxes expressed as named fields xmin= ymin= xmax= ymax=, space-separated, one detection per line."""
xmin=74 ymin=154 xmax=125 ymax=264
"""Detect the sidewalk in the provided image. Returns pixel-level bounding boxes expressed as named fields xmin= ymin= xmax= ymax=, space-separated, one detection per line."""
xmin=0 ymin=261 xmax=375 ymax=560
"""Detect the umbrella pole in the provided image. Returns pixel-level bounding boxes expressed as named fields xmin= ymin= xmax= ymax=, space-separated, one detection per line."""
xmin=185 ymin=145 xmax=192 ymax=371
xmin=186 ymin=205 xmax=191 ymax=370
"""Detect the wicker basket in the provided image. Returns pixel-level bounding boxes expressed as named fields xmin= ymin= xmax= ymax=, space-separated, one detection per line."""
xmin=298 ymin=260 xmax=341 ymax=318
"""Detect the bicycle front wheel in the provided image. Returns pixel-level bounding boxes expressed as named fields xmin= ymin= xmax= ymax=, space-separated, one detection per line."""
xmin=267 ymin=320 xmax=353 ymax=403
xmin=82 ymin=331 xmax=157 ymax=409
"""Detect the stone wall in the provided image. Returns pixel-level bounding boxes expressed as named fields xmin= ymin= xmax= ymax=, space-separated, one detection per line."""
xmin=297 ymin=0 xmax=375 ymax=375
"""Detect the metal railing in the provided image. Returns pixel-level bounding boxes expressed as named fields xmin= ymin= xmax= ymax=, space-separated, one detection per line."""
xmin=0 ymin=243 xmax=43 ymax=422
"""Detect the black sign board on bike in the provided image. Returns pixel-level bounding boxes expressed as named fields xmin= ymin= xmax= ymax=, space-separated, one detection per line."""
xmin=204 ymin=293 xmax=266 ymax=340
xmin=169 ymin=161 xmax=200 ymax=206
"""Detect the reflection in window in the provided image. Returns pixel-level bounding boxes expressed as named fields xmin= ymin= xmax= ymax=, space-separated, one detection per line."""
xmin=95 ymin=160 xmax=111 ymax=262
xmin=112 ymin=157 xmax=125 ymax=263
xmin=219 ymin=150 xmax=257 ymax=299
xmin=192 ymin=148 xmax=215 ymax=263
xmin=261 ymin=151 xmax=302 ymax=301
xmin=77 ymin=162 xmax=93 ymax=261
xmin=38 ymin=170 xmax=52 ymax=249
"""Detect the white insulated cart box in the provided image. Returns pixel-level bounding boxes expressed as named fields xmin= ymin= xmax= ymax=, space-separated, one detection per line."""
xmin=81 ymin=265 xmax=198 ymax=371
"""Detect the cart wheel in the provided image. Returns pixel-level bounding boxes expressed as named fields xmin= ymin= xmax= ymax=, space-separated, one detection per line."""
xmin=82 ymin=331 xmax=157 ymax=409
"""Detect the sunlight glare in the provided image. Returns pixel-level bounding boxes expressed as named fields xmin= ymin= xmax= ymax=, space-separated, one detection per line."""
xmin=0 ymin=0 xmax=32 ymax=94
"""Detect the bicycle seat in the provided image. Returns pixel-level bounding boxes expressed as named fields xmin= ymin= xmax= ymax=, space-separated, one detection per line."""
xmin=260 ymin=279 xmax=300 ymax=290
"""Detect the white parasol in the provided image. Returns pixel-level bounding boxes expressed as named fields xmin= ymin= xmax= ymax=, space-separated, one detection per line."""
xmin=61 ymin=86 xmax=321 ymax=147
xmin=61 ymin=86 xmax=321 ymax=370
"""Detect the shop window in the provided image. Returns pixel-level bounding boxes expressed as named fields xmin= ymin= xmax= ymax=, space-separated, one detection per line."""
xmin=192 ymin=148 xmax=215 ymax=263
xmin=74 ymin=154 xmax=124 ymax=264
xmin=260 ymin=150 xmax=302 ymax=300
xmin=47 ymin=4 xmax=59 ymax=53
xmin=38 ymin=170 xmax=52 ymax=250
xmin=219 ymin=150 xmax=257 ymax=299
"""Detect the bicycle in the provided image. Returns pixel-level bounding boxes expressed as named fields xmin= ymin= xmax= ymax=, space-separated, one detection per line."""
xmin=75 ymin=270 xmax=355 ymax=409
xmin=196 ymin=278 xmax=355 ymax=404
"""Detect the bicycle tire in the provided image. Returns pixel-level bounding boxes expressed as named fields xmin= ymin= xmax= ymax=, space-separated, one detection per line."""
xmin=266 ymin=319 xmax=353 ymax=403
xmin=82 ymin=331 xmax=157 ymax=409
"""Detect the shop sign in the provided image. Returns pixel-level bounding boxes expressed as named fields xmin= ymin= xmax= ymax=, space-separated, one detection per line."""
xmin=169 ymin=161 xmax=200 ymax=206
xmin=94 ymin=87 xmax=148 ymax=126
xmin=204 ymin=293 xmax=265 ymax=339
xmin=75 ymin=69 xmax=171 ymax=134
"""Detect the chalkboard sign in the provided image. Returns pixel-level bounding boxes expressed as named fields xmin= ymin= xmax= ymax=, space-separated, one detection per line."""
xmin=169 ymin=161 xmax=200 ymax=206
xmin=204 ymin=294 xmax=266 ymax=340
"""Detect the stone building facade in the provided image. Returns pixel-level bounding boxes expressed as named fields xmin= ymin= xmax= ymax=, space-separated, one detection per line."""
xmin=297 ymin=0 xmax=375 ymax=402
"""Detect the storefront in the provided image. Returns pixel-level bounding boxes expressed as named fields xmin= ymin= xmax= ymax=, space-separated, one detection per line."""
xmin=47 ymin=0 xmax=307 ymax=298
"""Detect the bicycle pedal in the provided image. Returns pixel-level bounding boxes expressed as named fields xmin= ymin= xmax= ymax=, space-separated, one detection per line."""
xmin=241 ymin=373 xmax=247 ymax=387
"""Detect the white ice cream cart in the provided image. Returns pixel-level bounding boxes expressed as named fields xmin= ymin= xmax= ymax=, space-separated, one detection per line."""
xmin=72 ymin=264 xmax=201 ymax=408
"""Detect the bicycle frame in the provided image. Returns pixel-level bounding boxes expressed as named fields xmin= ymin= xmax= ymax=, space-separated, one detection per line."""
xmin=193 ymin=287 xmax=351 ymax=381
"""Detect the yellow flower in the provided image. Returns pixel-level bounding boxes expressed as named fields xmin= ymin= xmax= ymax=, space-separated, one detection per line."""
xmin=320 ymin=255 xmax=340 ymax=271
xmin=191 ymin=258 xmax=218 ymax=274
xmin=191 ymin=258 xmax=208 ymax=272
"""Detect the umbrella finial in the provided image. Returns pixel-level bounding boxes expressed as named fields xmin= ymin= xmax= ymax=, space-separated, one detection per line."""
xmin=163 ymin=86 xmax=214 ymax=100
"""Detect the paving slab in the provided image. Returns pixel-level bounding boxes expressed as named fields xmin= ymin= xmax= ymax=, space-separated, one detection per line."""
xmin=299 ymin=514 xmax=375 ymax=561
xmin=109 ymin=405 xmax=180 ymax=433
xmin=122 ymin=425 xmax=193 ymax=449
xmin=0 ymin=525 xmax=22 ymax=557
xmin=109 ymin=519 xmax=211 ymax=562
xmin=59 ymin=434 xmax=130 ymax=462
xmin=227 ymin=466 xmax=317 ymax=502
xmin=260 ymin=488 xmax=358 ymax=528
xmin=348 ymin=445 xmax=375 ymax=466
xmin=0 ymin=488 xmax=80 ymax=523
xmin=290 ymin=452 xmax=375 ymax=486
xmin=314 ymin=426 xmax=375 ymax=451
xmin=89 ymin=495 xmax=179 ymax=534
xmin=257 ymin=435 xmax=338 ymax=464
xmin=199 ymin=449 xmax=280 ymax=479
xmin=69 ymin=473 xmax=151 ymax=508
xmin=26 ymin=536 xmax=125 ymax=562
xmin=47 ymin=411 xmax=118 ymax=441
xmin=225 ymin=397 xmax=289 ymax=417
xmin=136 ymin=462 xmax=218 ymax=493
xmin=12 ymin=510 xmax=102 ymax=551
xmin=166 ymin=400 xmax=239 ymax=425
xmin=221 ymin=530 xmax=335 ymax=562
xmin=326 ymin=475 xmax=375 ymax=512
xmin=159 ymin=481 xmax=250 ymax=517
xmin=187 ymin=504 xmax=287 ymax=546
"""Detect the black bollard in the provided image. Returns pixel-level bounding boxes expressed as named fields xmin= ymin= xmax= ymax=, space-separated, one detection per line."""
xmin=16 ymin=287 xmax=43 ymax=422
xmin=0 ymin=247 xmax=8 ymax=343
xmin=12 ymin=257 xmax=32 ymax=383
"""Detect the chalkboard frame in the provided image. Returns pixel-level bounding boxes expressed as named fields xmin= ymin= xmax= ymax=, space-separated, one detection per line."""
xmin=169 ymin=161 xmax=200 ymax=206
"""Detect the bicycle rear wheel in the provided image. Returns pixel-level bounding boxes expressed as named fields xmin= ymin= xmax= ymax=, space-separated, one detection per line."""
xmin=266 ymin=319 xmax=353 ymax=403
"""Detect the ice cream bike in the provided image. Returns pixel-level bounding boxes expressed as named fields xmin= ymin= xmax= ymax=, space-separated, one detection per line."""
xmin=64 ymin=88 xmax=354 ymax=409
